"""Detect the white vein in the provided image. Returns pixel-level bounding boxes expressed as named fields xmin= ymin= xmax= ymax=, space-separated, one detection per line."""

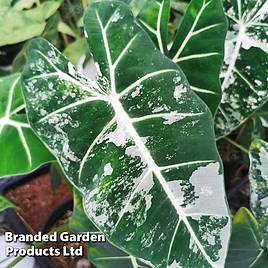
xmin=172 ymin=0 xmax=212 ymax=61
xmin=34 ymin=50 xmax=105 ymax=98
xmin=160 ymin=160 xmax=214 ymax=171
xmin=118 ymin=69 xmax=177 ymax=98
xmin=96 ymin=12 xmax=115 ymax=93
xmin=130 ymin=256 xmax=139 ymax=268
xmin=234 ymin=68 xmax=258 ymax=94
xmin=156 ymin=0 xmax=165 ymax=53
xmin=38 ymin=97 xmax=105 ymax=123
xmin=222 ymin=0 xmax=268 ymax=91
xmin=111 ymin=169 xmax=151 ymax=232
xmin=113 ymin=35 xmax=138 ymax=68
xmin=174 ymin=52 xmax=220 ymax=63
xmin=225 ymin=12 xmax=239 ymax=24
xmin=104 ymin=8 xmax=120 ymax=31
xmin=191 ymin=86 xmax=218 ymax=95
xmin=5 ymin=76 xmax=19 ymax=117
xmin=10 ymin=104 xmax=26 ymax=116
xmin=17 ymin=126 xmax=32 ymax=166
xmin=237 ymin=0 xmax=242 ymax=20
xmin=166 ymin=219 xmax=181 ymax=267
xmin=191 ymin=23 xmax=221 ymax=36
xmin=78 ymin=117 xmax=116 ymax=180
xmin=221 ymin=26 xmax=245 ymax=90
xmin=131 ymin=112 xmax=204 ymax=123
xmin=139 ymin=19 xmax=157 ymax=35
xmin=0 ymin=76 xmax=30 ymax=136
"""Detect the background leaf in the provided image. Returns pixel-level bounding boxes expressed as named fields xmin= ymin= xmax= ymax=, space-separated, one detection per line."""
xmin=168 ymin=0 xmax=227 ymax=115
xmin=0 ymin=73 xmax=54 ymax=178
xmin=0 ymin=0 xmax=62 ymax=46
xmin=215 ymin=0 xmax=268 ymax=138
xmin=0 ymin=195 xmax=16 ymax=212
xmin=249 ymin=139 xmax=268 ymax=248
xmin=226 ymin=207 xmax=265 ymax=268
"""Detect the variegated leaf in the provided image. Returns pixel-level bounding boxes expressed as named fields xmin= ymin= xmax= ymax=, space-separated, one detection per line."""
xmin=136 ymin=0 xmax=227 ymax=115
xmin=249 ymin=139 xmax=268 ymax=248
xmin=215 ymin=0 xmax=268 ymax=138
xmin=0 ymin=73 xmax=54 ymax=178
xmin=168 ymin=0 xmax=227 ymax=115
xmin=22 ymin=1 xmax=230 ymax=267
xmin=70 ymin=190 xmax=153 ymax=268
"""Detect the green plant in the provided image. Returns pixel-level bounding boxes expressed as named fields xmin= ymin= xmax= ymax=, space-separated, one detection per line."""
xmin=0 ymin=0 xmax=267 ymax=267
xmin=0 ymin=73 xmax=54 ymax=177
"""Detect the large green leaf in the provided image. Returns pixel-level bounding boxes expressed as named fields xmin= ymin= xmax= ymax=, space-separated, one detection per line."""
xmin=249 ymin=139 xmax=268 ymax=248
xmin=0 ymin=0 xmax=61 ymax=46
xmin=136 ymin=0 xmax=227 ymax=115
xmin=226 ymin=207 xmax=266 ymax=268
xmin=70 ymin=190 xmax=153 ymax=268
xmin=22 ymin=1 xmax=230 ymax=267
xmin=0 ymin=73 xmax=54 ymax=177
xmin=215 ymin=0 xmax=268 ymax=138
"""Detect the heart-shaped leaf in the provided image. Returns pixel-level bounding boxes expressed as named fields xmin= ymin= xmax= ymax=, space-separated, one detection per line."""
xmin=0 ymin=74 xmax=54 ymax=178
xmin=136 ymin=0 xmax=227 ymax=114
xmin=22 ymin=1 xmax=230 ymax=267
xmin=215 ymin=0 xmax=268 ymax=138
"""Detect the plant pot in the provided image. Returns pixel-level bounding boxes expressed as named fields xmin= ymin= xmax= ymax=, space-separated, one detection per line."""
xmin=0 ymin=165 xmax=73 ymax=268
xmin=0 ymin=165 xmax=52 ymax=268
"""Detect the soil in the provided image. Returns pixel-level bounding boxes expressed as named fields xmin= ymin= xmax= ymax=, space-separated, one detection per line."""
xmin=5 ymin=172 xmax=72 ymax=232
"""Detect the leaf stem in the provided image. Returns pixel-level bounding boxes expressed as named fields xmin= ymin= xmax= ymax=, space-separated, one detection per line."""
xmin=224 ymin=136 xmax=249 ymax=155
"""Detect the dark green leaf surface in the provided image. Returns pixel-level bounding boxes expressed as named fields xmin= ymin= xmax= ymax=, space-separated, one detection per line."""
xmin=168 ymin=0 xmax=227 ymax=115
xmin=22 ymin=1 xmax=230 ymax=267
xmin=137 ymin=0 xmax=170 ymax=54
xmin=226 ymin=207 xmax=264 ymax=268
xmin=215 ymin=0 xmax=268 ymax=138
xmin=0 ymin=74 xmax=54 ymax=178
